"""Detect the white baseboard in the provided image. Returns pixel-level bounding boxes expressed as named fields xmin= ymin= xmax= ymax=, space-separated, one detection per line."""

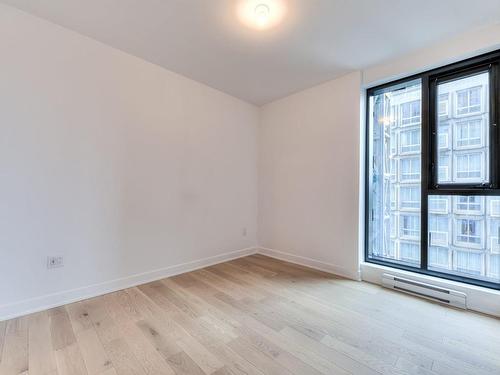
xmin=0 ymin=247 xmax=258 ymax=321
xmin=257 ymin=247 xmax=361 ymax=281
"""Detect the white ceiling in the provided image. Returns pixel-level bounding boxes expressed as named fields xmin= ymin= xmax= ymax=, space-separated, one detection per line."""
xmin=3 ymin=0 xmax=500 ymax=105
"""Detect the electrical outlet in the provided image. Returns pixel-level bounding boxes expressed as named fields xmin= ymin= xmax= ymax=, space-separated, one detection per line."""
xmin=242 ymin=227 xmax=247 ymax=237
xmin=47 ymin=256 xmax=64 ymax=269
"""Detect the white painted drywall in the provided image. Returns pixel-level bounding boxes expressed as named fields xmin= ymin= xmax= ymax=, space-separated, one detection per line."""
xmin=0 ymin=4 xmax=258 ymax=317
xmin=258 ymin=72 xmax=362 ymax=279
xmin=363 ymin=22 xmax=500 ymax=87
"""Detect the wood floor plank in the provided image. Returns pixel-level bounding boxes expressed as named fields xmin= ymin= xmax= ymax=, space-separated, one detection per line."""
xmin=49 ymin=307 xmax=77 ymax=351
xmin=66 ymin=302 xmax=93 ymax=334
xmin=54 ymin=342 xmax=88 ymax=375
xmin=166 ymin=351 xmax=205 ymax=375
xmin=101 ymin=338 xmax=146 ymax=375
xmin=176 ymin=334 xmax=224 ymax=374
xmin=2 ymin=255 xmax=499 ymax=375
xmin=227 ymin=337 xmax=294 ymax=375
xmin=102 ymin=293 xmax=177 ymax=375
xmin=28 ymin=312 xmax=57 ymax=375
xmin=74 ymin=327 xmax=112 ymax=375
xmin=0 ymin=317 xmax=29 ymax=375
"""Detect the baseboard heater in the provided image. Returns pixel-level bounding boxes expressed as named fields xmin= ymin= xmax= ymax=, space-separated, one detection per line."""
xmin=382 ymin=274 xmax=467 ymax=309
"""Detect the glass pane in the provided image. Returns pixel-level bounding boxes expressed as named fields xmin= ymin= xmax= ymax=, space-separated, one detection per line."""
xmin=368 ymin=80 xmax=421 ymax=267
xmin=437 ymin=72 xmax=489 ymax=184
xmin=427 ymin=195 xmax=500 ymax=283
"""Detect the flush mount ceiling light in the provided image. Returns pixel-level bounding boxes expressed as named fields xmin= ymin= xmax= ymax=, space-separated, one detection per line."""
xmin=237 ymin=0 xmax=287 ymax=30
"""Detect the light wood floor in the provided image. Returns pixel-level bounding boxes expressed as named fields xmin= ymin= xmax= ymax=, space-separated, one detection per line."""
xmin=1 ymin=254 xmax=500 ymax=375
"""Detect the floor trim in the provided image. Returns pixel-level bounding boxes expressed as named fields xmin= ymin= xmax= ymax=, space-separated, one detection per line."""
xmin=257 ymin=247 xmax=361 ymax=281
xmin=0 ymin=247 xmax=258 ymax=321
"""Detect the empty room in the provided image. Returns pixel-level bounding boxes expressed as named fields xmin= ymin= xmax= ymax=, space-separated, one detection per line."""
xmin=1 ymin=0 xmax=500 ymax=374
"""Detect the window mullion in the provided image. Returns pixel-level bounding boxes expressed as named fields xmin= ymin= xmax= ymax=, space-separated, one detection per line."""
xmin=421 ymin=75 xmax=430 ymax=270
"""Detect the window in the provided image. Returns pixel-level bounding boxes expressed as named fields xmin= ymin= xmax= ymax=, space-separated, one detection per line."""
xmin=390 ymin=130 xmax=397 ymax=155
xmin=455 ymin=196 xmax=483 ymax=214
xmin=399 ymin=242 xmax=420 ymax=264
xmin=455 ymin=152 xmax=484 ymax=181
xmin=490 ymin=254 xmax=500 ymax=278
xmin=489 ymin=219 xmax=500 ymax=253
xmin=456 ymin=86 xmax=482 ymax=116
xmin=400 ymin=214 xmax=420 ymax=239
xmin=429 ymin=215 xmax=449 ymax=247
xmin=367 ymin=50 xmax=500 ymax=289
xmin=490 ymin=198 xmax=500 ymax=217
xmin=390 ymin=185 xmax=397 ymax=209
xmin=389 ymin=158 xmax=397 ymax=182
xmin=455 ymin=250 xmax=483 ymax=276
xmin=401 ymin=100 xmax=420 ymax=126
xmin=438 ymin=93 xmax=449 ymax=117
xmin=456 ymin=218 xmax=483 ymax=246
xmin=365 ymin=50 xmax=500 ymax=290
xmin=428 ymin=196 xmax=449 ymax=213
xmin=367 ymin=79 xmax=421 ymax=267
xmin=429 ymin=247 xmax=449 ymax=270
xmin=437 ymin=72 xmax=490 ymax=185
xmin=399 ymin=186 xmax=420 ymax=210
xmin=455 ymin=120 xmax=483 ymax=148
xmin=390 ymin=214 xmax=397 ymax=238
xmin=438 ymin=126 xmax=449 ymax=149
xmin=400 ymin=129 xmax=420 ymax=154
xmin=400 ymin=157 xmax=420 ymax=182
xmin=387 ymin=240 xmax=397 ymax=258
xmin=438 ymin=155 xmax=450 ymax=182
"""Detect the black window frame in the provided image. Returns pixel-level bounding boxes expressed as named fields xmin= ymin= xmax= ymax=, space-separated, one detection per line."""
xmin=365 ymin=49 xmax=500 ymax=290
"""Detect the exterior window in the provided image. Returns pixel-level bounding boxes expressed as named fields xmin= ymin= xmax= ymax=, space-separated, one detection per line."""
xmin=368 ymin=54 xmax=500 ymax=288
xmin=455 ymin=120 xmax=482 ymax=148
xmin=490 ymin=198 xmax=500 ymax=217
xmin=401 ymin=100 xmax=420 ymax=126
xmin=400 ymin=158 xmax=420 ymax=182
xmin=390 ymin=158 xmax=397 ymax=182
xmin=368 ymin=80 xmax=421 ymax=266
xmin=489 ymin=220 xmax=500 ymax=254
xmin=390 ymin=214 xmax=397 ymax=238
xmin=387 ymin=240 xmax=397 ymax=258
xmin=429 ymin=247 xmax=449 ymax=269
xmin=399 ymin=186 xmax=420 ymax=210
xmin=390 ymin=130 xmax=397 ymax=155
xmin=455 ymin=152 xmax=483 ymax=180
xmin=457 ymin=86 xmax=481 ymax=116
xmin=455 ymin=196 xmax=483 ymax=214
xmin=390 ymin=185 xmax=397 ymax=209
xmin=437 ymin=72 xmax=489 ymax=185
xmin=490 ymin=254 xmax=500 ymax=278
xmin=399 ymin=242 xmax=420 ymax=264
xmin=400 ymin=214 xmax=420 ymax=239
xmin=438 ymin=126 xmax=449 ymax=149
xmin=456 ymin=218 xmax=482 ymax=246
xmin=400 ymin=129 xmax=420 ymax=154
xmin=455 ymin=251 xmax=483 ymax=275
xmin=438 ymin=155 xmax=450 ymax=182
xmin=428 ymin=196 xmax=448 ymax=213
xmin=429 ymin=216 xmax=449 ymax=247
xmin=438 ymin=93 xmax=449 ymax=117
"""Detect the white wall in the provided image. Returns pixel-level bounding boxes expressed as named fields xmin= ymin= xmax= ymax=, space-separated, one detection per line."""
xmin=258 ymin=72 xmax=362 ymax=279
xmin=0 ymin=4 xmax=258 ymax=319
xmin=363 ymin=22 xmax=500 ymax=87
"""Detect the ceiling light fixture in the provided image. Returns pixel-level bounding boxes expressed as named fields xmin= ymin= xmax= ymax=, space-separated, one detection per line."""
xmin=237 ymin=0 xmax=286 ymax=31
xmin=254 ymin=4 xmax=271 ymax=27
